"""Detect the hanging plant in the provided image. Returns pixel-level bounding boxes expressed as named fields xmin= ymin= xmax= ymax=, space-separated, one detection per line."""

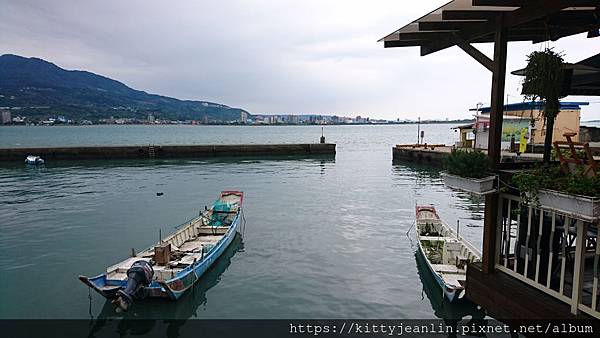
xmin=521 ymin=48 xmax=566 ymax=164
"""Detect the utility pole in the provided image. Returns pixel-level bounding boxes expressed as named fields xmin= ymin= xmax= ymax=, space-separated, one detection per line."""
xmin=417 ymin=117 xmax=421 ymax=145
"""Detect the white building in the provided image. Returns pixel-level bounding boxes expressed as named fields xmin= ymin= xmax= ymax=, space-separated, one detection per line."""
xmin=1 ymin=110 xmax=11 ymax=124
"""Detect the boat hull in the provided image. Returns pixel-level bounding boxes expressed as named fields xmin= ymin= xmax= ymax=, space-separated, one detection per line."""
xmin=414 ymin=205 xmax=480 ymax=303
xmin=415 ymin=242 xmax=460 ymax=302
xmin=158 ymin=211 xmax=241 ymax=300
xmin=80 ymin=191 xmax=243 ymax=302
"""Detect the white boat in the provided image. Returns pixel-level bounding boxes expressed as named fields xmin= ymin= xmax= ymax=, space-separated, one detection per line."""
xmin=415 ymin=205 xmax=481 ymax=302
xmin=25 ymin=155 xmax=45 ymax=165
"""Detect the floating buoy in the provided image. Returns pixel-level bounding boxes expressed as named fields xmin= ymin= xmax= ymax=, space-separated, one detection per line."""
xmin=156 ymin=192 xmax=164 ymax=196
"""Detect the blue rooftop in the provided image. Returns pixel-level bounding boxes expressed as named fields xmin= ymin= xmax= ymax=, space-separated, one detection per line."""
xmin=472 ymin=101 xmax=589 ymax=113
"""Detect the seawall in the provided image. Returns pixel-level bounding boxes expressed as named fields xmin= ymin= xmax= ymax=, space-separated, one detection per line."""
xmin=0 ymin=143 xmax=336 ymax=161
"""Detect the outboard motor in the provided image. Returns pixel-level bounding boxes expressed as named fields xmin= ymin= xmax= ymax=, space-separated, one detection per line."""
xmin=114 ymin=260 xmax=153 ymax=311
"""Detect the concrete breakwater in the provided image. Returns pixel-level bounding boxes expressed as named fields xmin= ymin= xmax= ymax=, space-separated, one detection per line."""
xmin=392 ymin=144 xmax=549 ymax=166
xmin=0 ymin=143 xmax=336 ymax=161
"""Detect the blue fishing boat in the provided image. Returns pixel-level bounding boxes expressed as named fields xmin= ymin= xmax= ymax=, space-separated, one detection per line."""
xmin=79 ymin=191 xmax=244 ymax=311
xmin=415 ymin=205 xmax=481 ymax=302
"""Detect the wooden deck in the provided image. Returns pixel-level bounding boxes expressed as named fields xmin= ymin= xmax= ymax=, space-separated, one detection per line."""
xmin=465 ymin=262 xmax=591 ymax=319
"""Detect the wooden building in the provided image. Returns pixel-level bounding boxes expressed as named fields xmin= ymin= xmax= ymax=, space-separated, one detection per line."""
xmin=382 ymin=0 xmax=600 ymax=320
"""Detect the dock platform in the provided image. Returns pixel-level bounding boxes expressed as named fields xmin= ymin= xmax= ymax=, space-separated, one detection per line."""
xmin=0 ymin=143 xmax=336 ymax=161
xmin=392 ymin=144 xmax=548 ymax=166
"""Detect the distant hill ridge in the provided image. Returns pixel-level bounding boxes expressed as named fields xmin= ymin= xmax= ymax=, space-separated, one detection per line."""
xmin=0 ymin=54 xmax=249 ymax=121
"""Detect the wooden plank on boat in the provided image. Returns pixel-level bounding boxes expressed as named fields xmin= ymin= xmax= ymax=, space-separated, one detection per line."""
xmin=431 ymin=264 xmax=463 ymax=274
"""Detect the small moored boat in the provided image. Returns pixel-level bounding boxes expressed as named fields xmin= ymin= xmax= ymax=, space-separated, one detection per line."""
xmin=79 ymin=191 xmax=244 ymax=311
xmin=25 ymin=155 xmax=44 ymax=165
xmin=415 ymin=205 xmax=481 ymax=302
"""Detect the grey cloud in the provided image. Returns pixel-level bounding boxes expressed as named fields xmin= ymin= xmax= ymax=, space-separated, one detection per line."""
xmin=1 ymin=0 xmax=598 ymax=119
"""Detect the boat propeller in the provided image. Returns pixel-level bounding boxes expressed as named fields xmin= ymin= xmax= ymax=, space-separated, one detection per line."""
xmin=113 ymin=260 xmax=154 ymax=311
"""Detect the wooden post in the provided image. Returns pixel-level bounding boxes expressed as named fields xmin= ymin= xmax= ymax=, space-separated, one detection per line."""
xmin=571 ymin=220 xmax=587 ymax=314
xmin=482 ymin=19 xmax=507 ymax=274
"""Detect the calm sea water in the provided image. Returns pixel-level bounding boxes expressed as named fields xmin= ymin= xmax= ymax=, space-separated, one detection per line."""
xmin=0 ymin=124 xmax=485 ymax=322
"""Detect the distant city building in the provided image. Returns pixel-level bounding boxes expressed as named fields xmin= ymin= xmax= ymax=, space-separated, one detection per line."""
xmin=240 ymin=111 xmax=248 ymax=124
xmin=1 ymin=110 xmax=11 ymax=124
xmin=148 ymin=115 xmax=155 ymax=123
xmin=289 ymin=115 xmax=300 ymax=124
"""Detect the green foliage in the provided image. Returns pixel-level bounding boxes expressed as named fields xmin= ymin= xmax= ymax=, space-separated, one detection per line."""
xmin=521 ymin=48 xmax=566 ymax=163
xmin=522 ymin=48 xmax=566 ymax=113
xmin=512 ymin=166 xmax=600 ymax=207
xmin=443 ymin=149 xmax=490 ymax=179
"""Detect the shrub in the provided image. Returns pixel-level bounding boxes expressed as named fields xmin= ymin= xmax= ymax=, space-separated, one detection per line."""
xmin=512 ymin=165 xmax=600 ymax=206
xmin=443 ymin=149 xmax=490 ymax=179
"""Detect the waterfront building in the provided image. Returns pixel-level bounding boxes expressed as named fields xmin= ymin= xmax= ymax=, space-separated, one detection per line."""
xmin=240 ymin=111 xmax=248 ymax=124
xmin=289 ymin=115 xmax=300 ymax=124
xmin=456 ymin=101 xmax=589 ymax=150
xmin=1 ymin=109 xmax=11 ymax=124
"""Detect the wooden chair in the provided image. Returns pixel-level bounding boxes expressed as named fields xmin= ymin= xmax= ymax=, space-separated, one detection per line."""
xmin=553 ymin=132 xmax=598 ymax=177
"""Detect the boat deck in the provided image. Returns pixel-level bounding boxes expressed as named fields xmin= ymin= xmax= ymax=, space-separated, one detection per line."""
xmin=106 ymin=226 xmax=229 ymax=282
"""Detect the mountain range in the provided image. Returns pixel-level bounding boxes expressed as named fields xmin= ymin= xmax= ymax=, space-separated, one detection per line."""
xmin=0 ymin=54 xmax=249 ymax=122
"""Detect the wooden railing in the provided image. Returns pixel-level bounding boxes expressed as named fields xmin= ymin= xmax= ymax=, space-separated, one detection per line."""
xmin=494 ymin=193 xmax=600 ymax=319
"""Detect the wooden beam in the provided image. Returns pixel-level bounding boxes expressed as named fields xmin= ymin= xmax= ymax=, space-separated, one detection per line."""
xmin=443 ymin=10 xmax=508 ymax=21
xmin=472 ymin=0 xmax=599 ymax=6
xmin=398 ymin=31 xmax=456 ymax=40
xmin=419 ymin=21 xmax=486 ymax=31
xmin=421 ymin=0 xmax=577 ymax=56
xmin=457 ymin=41 xmax=494 ymax=72
xmin=482 ymin=22 xmax=508 ymax=274
xmin=384 ymin=40 xmax=424 ymax=48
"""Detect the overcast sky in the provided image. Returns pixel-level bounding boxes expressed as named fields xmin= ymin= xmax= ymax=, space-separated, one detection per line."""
xmin=1 ymin=0 xmax=599 ymax=119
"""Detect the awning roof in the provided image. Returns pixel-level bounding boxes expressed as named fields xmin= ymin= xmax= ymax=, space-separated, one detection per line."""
xmin=452 ymin=123 xmax=475 ymax=129
xmin=469 ymin=101 xmax=590 ymax=112
xmin=512 ymin=53 xmax=600 ymax=96
xmin=380 ymin=0 xmax=600 ymax=56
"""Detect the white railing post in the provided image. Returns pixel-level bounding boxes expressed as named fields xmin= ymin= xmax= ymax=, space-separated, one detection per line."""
xmin=495 ymin=195 xmax=504 ymax=268
xmin=504 ymin=198 xmax=512 ymax=268
xmin=546 ymin=212 xmax=556 ymax=289
xmin=535 ymin=210 xmax=544 ymax=283
xmin=592 ymin=226 xmax=600 ymax=312
xmin=524 ymin=206 xmax=533 ymax=277
xmin=514 ymin=208 xmax=521 ymax=272
xmin=560 ymin=217 xmax=569 ymax=295
xmin=571 ymin=220 xmax=587 ymax=314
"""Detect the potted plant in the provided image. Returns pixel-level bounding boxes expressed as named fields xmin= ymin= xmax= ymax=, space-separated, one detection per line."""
xmin=512 ymin=166 xmax=600 ymax=221
xmin=441 ymin=149 xmax=496 ymax=194
xmin=520 ymin=48 xmax=566 ymax=164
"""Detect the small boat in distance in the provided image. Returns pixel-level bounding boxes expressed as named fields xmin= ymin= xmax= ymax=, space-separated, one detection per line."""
xmin=415 ymin=205 xmax=481 ymax=302
xmin=79 ymin=191 xmax=244 ymax=311
xmin=25 ymin=155 xmax=44 ymax=165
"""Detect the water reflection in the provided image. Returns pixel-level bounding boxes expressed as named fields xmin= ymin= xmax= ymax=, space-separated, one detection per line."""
xmin=391 ymin=162 xmax=485 ymax=221
xmin=86 ymin=234 xmax=244 ymax=337
xmin=392 ymin=162 xmax=442 ymax=181
xmin=415 ymin=251 xmax=488 ymax=337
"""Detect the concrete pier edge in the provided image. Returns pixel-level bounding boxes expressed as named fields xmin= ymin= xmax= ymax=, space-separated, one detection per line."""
xmin=0 ymin=143 xmax=336 ymax=161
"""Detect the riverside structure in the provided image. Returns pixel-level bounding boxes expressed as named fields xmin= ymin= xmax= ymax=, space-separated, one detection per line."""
xmin=0 ymin=143 xmax=336 ymax=161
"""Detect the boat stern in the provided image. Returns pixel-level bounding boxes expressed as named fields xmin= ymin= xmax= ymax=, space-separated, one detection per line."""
xmin=78 ymin=274 xmax=121 ymax=300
